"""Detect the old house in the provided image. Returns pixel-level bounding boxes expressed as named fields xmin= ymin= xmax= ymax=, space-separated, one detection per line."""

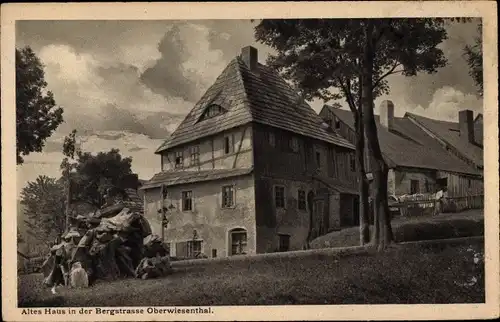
xmin=140 ymin=46 xmax=358 ymax=258
xmin=320 ymin=102 xmax=483 ymax=203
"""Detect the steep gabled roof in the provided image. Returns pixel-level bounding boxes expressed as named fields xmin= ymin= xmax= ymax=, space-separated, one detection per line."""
xmin=406 ymin=112 xmax=483 ymax=169
xmin=156 ymin=57 xmax=354 ymax=153
xmin=324 ymin=106 xmax=480 ymax=176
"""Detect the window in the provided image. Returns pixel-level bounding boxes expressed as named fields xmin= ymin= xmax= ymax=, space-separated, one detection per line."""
xmin=189 ymin=145 xmax=200 ymax=166
xmin=222 ymin=185 xmax=235 ymax=208
xmin=437 ymin=177 xmax=448 ymax=190
xmin=330 ymin=150 xmax=337 ymax=178
xmin=468 ymin=179 xmax=472 ymax=188
xmin=335 ymin=120 xmax=341 ymax=130
xmin=316 ymin=151 xmax=321 ymax=168
xmin=230 ymin=229 xmax=247 ymax=255
xmin=289 ymin=137 xmax=299 ymax=153
xmin=278 ymin=234 xmax=290 ymax=252
xmin=298 ymin=190 xmax=306 ymax=210
xmin=187 ymin=240 xmax=202 ymax=258
xmin=164 ymin=243 xmax=171 ymax=255
xmin=410 ymin=180 xmax=420 ymax=194
xmin=161 ymin=154 xmax=167 ymax=171
xmin=212 ymin=249 xmax=217 ymax=258
xmin=269 ymin=132 xmax=276 ymax=147
xmin=349 ymin=154 xmax=356 ymax=172
xmin=174 ymin=151 xmax=184 ymax=168
xmin=224 ymin=135 xmax=234 ymax=154
xmin=182 ymin=191 xmax=193 ymax=211
xmin=203 ymin=104 xmax=223 ymax=119
xmin=274 ymin=186 xmax=285 ymax=208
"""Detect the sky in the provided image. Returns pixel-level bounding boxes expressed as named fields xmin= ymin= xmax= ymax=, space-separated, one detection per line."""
xmin=15 ymin=19 xmax=483 ymax=196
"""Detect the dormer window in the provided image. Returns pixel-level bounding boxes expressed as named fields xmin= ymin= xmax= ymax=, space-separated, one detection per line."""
xmin=200 ymin=104 xmax=225 ymax=121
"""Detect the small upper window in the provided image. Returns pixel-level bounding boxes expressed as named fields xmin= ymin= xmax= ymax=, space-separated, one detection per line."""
xmin=289 ymin=137 xmax=299 ymax=153
xmin=203 ymin=104 xmax=223 ymax=119
xmin=316 ymin=151 xmax=321 ymax=168
xmin=269 ymin=132 xmax=276 ymax=147
xmin=335 ymin=120 xmax=341 ymax=129
xmin=175 ymin=151 xmax=184 ymax=168
xmin=224 ymin=135 xmax=234 ymax=154
xmin=349 ymin=154 xmax=356 ymax=172
xmin=190 ymin=146 xmax=200 ymax=166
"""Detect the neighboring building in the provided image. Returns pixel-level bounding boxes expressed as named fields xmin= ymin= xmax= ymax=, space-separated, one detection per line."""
xmin=320 ymin=102 xmax=483 ymax=200
xmin=141 ymin=46 xmax=358 ymax=258
xmin=406 ymin=111 xmax=484 ymax=171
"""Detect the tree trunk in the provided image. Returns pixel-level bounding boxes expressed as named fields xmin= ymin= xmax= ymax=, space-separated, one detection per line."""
xmin=361 ymin=21 xmax=393 ymax=251
xmin=65 ymin=173 xmax=71 ymax=233
xmin=354 ymin=112 xmax=370 ymax=245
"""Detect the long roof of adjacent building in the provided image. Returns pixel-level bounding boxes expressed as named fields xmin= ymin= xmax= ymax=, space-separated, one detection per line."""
xmin=406 ymin=112 xmax=483 ymax=169
xmin=324 ymin=105 xmax=481 ymax=176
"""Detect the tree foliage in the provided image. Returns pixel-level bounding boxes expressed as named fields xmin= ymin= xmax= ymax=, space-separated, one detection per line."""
xmin=464 ymin=22 xmax=483 ymax=97
xmin=20 ymin=175 xmax=66 ymax=245
xmin=16 ymin=47 xmax=64 ymax=164
xmin=254 ymin=18 xmax=449 ymax=249
xmin=254 ymin=19 xmax=447 ymax=107
xmin=71 ymin=148 xmax=139 ymax=208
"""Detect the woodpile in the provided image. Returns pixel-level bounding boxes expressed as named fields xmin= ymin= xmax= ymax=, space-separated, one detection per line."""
xmin=42 ymin=188 xmax=172 ymax=288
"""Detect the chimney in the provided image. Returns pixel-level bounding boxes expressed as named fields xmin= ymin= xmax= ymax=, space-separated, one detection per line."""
xmin=379 ymin=100 xmax=394 ymax=130
xmin=241 ymin=46 xmax=258 ymax=70
xmin=459 ymin=109 xmax=475 ymax=144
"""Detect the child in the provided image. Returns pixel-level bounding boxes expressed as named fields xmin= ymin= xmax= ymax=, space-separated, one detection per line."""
xmin=69 ymin=262 xmax=89 ymax=288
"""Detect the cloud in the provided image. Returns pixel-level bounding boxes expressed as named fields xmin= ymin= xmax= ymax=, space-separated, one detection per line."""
xmin=17 ymin=131 xmax=165 ymax=197
xmin=395 ymin=20 xmax=482 ymax=109
xmin=140 ymin=23 xmax=227 ymax=102
xmin=128 ymin=146 xmax=146 ymax=152
xmin=408 ymin=86 xmax=483 ymax=121
xmin=37 ymin=43 xmax=188 ymax=139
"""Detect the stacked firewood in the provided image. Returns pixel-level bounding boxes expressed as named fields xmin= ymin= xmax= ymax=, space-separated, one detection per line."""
xmin=42 ymin=188 xmax=172 ymax=288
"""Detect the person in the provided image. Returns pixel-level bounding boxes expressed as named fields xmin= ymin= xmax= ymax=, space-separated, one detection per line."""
xmin=69 ymin=262 xmax=89 ymax=288
xmin=434 ymin=186 xmax=447 ymax=215
xmin=43 ymin=244 xmax=69 ymax=294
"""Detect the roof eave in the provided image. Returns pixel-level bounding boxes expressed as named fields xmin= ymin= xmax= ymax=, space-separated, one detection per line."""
xmin=140 ymin=169 xmax=254 ymax=191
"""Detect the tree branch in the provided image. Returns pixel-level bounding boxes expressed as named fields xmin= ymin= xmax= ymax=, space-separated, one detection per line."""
xmin=373 ymin=63 xmax=403 ymax=89
xmin=337 ymin=76 xmax=357 ymax=113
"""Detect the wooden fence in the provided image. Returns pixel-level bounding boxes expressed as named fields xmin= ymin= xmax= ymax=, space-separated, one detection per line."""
xmin=392 ymin=194 xmax=484 ymax=217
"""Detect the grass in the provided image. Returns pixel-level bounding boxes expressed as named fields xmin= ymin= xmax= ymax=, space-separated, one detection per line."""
xmin=18 ymin=238 xmax=484 ymax=306
xmin=311 ymin=209 xmax=484 ymax=249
